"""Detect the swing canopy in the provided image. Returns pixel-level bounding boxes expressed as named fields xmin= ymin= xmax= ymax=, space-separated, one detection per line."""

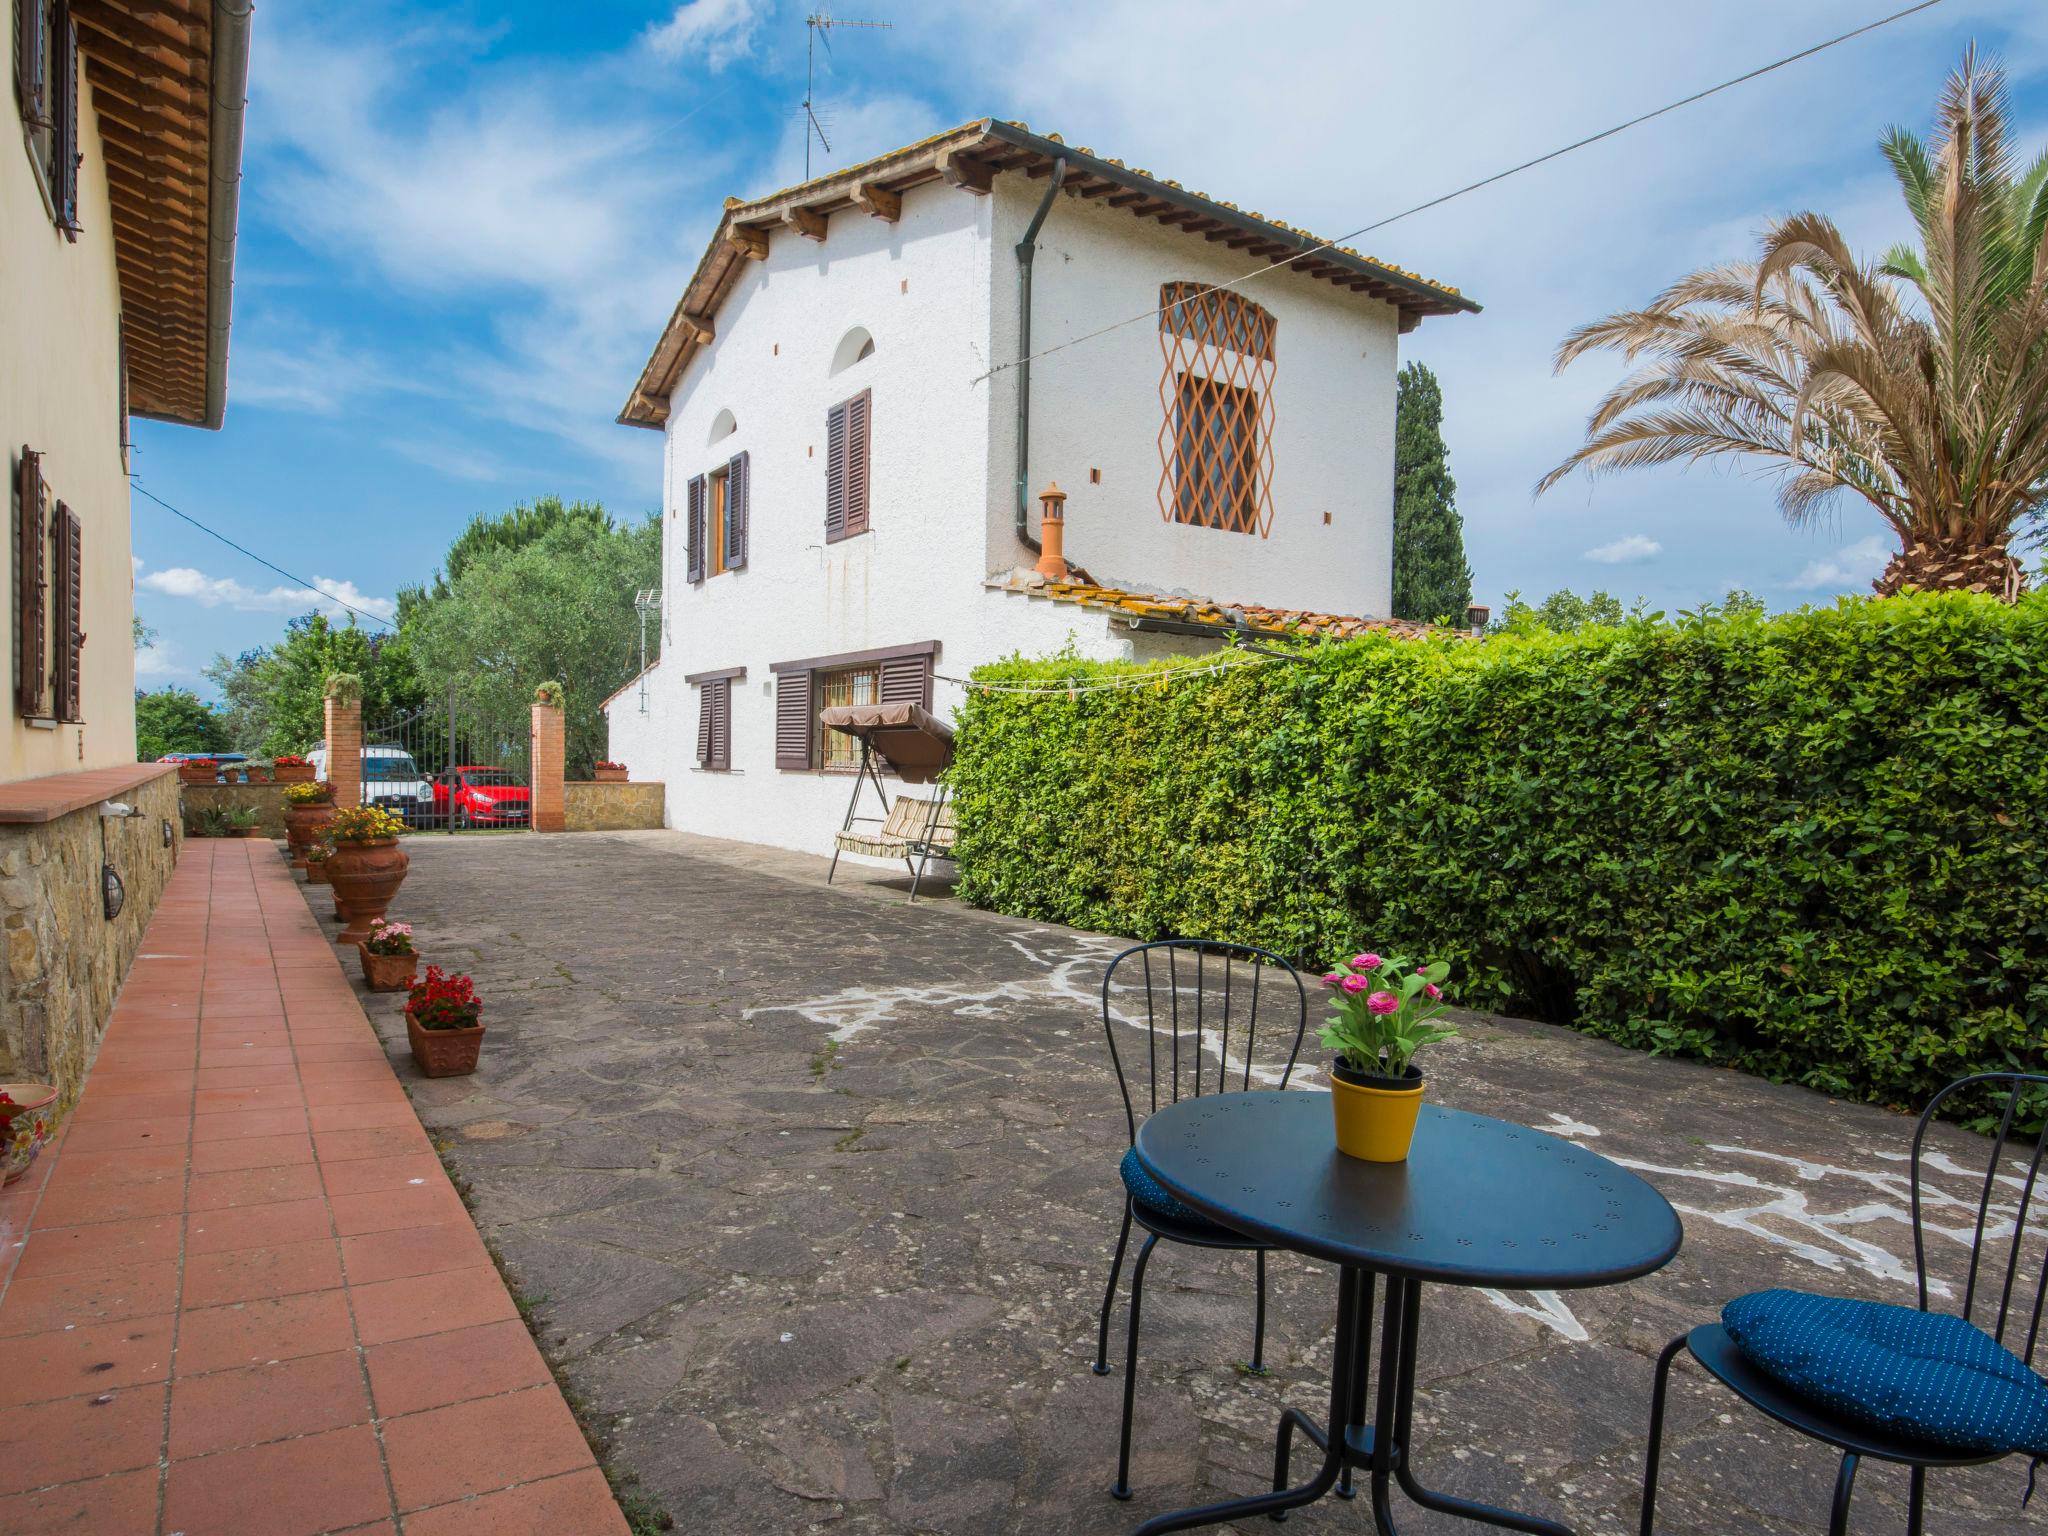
xmin=818 ymin=702 xmax=954 ymax=784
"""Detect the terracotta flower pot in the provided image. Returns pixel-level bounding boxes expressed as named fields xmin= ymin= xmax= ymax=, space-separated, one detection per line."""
xmin=328 ymin=837 xmax=409 ymax=945
xmin=177 ymin=762 xmax=218 ymax=785
xmin=593 ymin=766 xmax=628 ymax=783
xmin=273 ymin=763 xmax=315 ymax=783
xmin=306 ymin=860 xmax=330 ymax=885
xmin=284 ymin=801 xmax=336 ymax=860
xmin=358 ymin=945 xmax=418 ymax=992
xmin=406 ymin=1008 xmax=484 ymax=1077
xmin=1327 ymin=1062 xmax=1424 ymax=1163
xmin=232 ymin=826 xmax=265 ymax=839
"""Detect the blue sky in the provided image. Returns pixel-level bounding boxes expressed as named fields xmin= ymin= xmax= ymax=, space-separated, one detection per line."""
xmin=131 ymin=0 xmax=2048 ymax=693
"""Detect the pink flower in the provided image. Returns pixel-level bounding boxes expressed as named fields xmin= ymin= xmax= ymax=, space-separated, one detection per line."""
xmin=1321 ymin=971 xmax=1343 ymax=988
xmin=1339 ymin=975 xmax=1370 ymax=995
xmin=1351 ymin=953 xmax=1383 ymax=970
xmin=1366 ymin=991 xmax=1400 ymax=1015
xmin=1424 ymin=983 xmax=1442 ymax=1000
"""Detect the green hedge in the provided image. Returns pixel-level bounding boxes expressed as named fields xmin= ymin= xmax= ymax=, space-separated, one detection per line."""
xmin=952 ymin=593 xmax=2048 ymax=1112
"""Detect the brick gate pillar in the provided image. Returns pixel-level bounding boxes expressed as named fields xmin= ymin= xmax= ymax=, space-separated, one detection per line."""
xmin=323 ymin=678 xmax=363 ymax=810
xmin=531 ymin=694 xmax=566 ymax=833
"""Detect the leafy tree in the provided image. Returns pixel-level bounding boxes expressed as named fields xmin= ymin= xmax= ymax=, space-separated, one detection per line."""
xmin=1390 ymin=363 xmax=1473 ymax=624
xmin=400 ymin=495 xmax=613 ymax=610
xmin=135 ymin=687 xmax=230 ymax=760
xmin=406 ymin=508 xmax=658 ymax=777
xmin=1497 ymin=588 xmax=1627 ymax=634
xmin=203 ymin=614 xmax=424 ymax=756
xmin=1542 ymin=48 xmax=2048 ymax=598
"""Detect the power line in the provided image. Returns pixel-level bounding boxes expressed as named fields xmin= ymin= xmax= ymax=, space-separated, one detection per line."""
xmin=130 ymin=480 xmax=397 ymax=632
xmin=973 ymin=0 xmax=1945 ymax=385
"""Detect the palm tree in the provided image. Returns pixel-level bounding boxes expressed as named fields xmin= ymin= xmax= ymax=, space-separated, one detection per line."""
xmin=1540 ymin=47 xmax=2048 ymax=599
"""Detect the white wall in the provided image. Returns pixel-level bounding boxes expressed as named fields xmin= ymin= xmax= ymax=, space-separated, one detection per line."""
xmin=626 ymin=181 xmax=1002 ymax=853
xmin=986 ymin=175 xmax=1403 ymax=618
xmin=3 ymin=68 xmax=136 ymax=781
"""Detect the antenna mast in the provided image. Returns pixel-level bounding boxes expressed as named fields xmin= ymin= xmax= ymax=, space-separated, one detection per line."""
xmin=803 ymin=12 xmax=891 ymax=179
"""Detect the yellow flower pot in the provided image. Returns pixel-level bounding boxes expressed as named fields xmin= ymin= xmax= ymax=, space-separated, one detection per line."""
xmin=1328 ymin=1065 xmax=1424 ymax=1162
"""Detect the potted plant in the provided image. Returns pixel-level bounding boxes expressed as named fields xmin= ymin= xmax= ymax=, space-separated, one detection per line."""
xmin=405 ymin=966 xmax=484 ymax=1076
xmin=592 ymin=759 xmax=628 ymax=784
xmin=283 ymin=780 xmax=337 ymax=863
xmin=0 ymin=1083 xmax=56 ymax=1187
xmin=227 ymin=806 xmax=263 ymax=839
xmin=1318 ymin=951 xmax=1458 ymax=1162
xmin=177 ymin=757 xmax=219 ymax=785
xmin=325 ymin=804 xmax=409 ymax=944
xmin=357 ymin=918 xmax=419 ymax=992
xmin=304 ymin=841 xmax=332 ymax=884
xmin=272 ymin=753 xmax=315 ymax=783
xmin=533 ymin=680 xmax=564 ymax=708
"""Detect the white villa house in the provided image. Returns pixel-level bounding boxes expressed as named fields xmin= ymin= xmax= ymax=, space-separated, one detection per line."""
xmin=605 ymin=119 xmax=1478 ymax=857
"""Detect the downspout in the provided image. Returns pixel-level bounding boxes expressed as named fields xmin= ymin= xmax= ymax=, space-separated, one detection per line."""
xmin=1013 ymin=157 xmax=1067 ymax=554
xmin=202 ymin=0 xmax=254 ymax=430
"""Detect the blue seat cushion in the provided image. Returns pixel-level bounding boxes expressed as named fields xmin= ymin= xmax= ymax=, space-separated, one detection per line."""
xmin=1722 ymin=1289 xmax=2048 ymax=1457
xmin=1120 ymin=1146 xmax=1203 ymax=1223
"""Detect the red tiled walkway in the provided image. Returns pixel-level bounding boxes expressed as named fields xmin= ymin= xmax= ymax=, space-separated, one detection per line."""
xmin=0 ymin=840 xmax=630 ymax=1536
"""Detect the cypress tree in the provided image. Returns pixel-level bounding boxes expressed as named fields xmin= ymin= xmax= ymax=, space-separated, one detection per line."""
xmin=1390 ymin=362 xmax=1474 ymax=623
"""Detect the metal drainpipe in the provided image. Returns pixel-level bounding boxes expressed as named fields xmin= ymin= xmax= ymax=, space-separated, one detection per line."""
xmin=203 ymin=0 xmax=256 ymax=431
xmin=1014 ymin=158 xmax=1068 ymax=554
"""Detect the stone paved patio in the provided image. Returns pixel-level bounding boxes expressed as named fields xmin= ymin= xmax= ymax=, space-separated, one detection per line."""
xmin=330 ymin=831 xmax=2043 ymax=1535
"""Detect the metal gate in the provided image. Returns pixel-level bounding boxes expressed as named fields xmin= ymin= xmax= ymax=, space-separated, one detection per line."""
xmin=349 ymin=690 xmax=534 ymax=834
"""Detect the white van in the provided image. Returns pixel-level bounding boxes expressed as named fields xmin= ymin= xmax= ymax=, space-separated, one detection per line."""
xmin=306 ymin=741 xmax=436 ymax=825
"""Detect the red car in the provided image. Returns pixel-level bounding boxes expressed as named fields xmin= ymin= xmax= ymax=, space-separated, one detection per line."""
xmin=432 ymin=766 xmax=531 ymax=828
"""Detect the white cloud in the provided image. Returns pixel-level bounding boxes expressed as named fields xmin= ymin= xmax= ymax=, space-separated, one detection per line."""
xmin=1584 ymin=534 xmax=1663 ymax=565
xmin=645 ymin=0 xmax=767 ymax=70
xmin=387 ymin=438 xmax=510 ymax=484
xmin=1792 ymin=535 xmax=1892 ymax=591
xmin=134 ymin=638 xmax=179 ymax=679
xmin=139 ymin=565 xmax=396 ymax=621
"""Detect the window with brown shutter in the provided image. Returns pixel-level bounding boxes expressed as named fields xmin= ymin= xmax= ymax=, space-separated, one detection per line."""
xmin=770 ymin=641 xmax=936 ymax=771
xmin=685 ymin=474 xmax=705 ymax=583
xmin=707 ymin=679 xmax=730 ymax=769
xmin=824 ymin=388 xmax=871 ymax=543
xmin=15 ymin=0 xmax=47 ymax=129
xmin=724 ymin=451 xmax=748 ymax=571
xmin=16 ymin=0 xmax=77 ymax=235
xmin=14 ymin=446 xmax=48 ymax=719
xmin=774 ymin=670 xmax=812 ymax=769
xmin=52 ymin=501 xmax=81 ymax=722
xmin=51 ymin=1 xmax=75 ymax=235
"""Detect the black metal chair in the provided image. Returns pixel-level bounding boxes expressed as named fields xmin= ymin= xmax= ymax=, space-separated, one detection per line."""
xmin=1641 ymin=1071 xmax=2048 ymax=1535
xmin=1091 ymin=939 xmax=1310 ymax=1501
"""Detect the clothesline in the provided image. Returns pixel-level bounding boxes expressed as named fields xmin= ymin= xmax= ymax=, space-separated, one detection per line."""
xmin=934 ymin=654 xmax=1273 ymax=696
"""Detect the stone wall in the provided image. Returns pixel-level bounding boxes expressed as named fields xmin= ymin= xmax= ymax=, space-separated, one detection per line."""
xmin=564 ymin=781 xmax=665 ymax=833
xmin=180 ymin=781 xmax=289 ymax=837
xmin=0 ymin=770 xmax=181 ymax=1102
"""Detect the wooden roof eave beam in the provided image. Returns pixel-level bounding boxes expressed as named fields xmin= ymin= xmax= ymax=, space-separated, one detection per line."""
xmin=75 ymin=13 xmax=210 ymax=80
xmin=81 ymin=47 xmax=205 ymax=111
xmin=72 ymin=0 xmax=208 ymax=53
xmin=852 ymin=179 xmax=901 ymax=221
xmin=725 ymin=223 xmax=770 ymax=261
xmin=783 ymin=203 xmax=828 ymax=242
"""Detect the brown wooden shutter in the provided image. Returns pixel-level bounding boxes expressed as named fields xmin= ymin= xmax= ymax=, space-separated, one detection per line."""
xmin=824 ymin=400 xmax=848 ymax=543
xmin=15 ymin=0 xmax=46 ymax=124
xmin=53 ymin=6 xmax=76 ymax=234
xmin=878 ymin=650 xmax=931 ymax=710
xmin=774 ymin=670 xmax=812 ymax=769
xmin=696 ymin=683 xmax=713 ymax=767
xmin=684 ymin=474 xmax=705 ymax=583
xmin=52 ymin=501 xmax=81 ymax=722
xmin=709 ymin=680 xmax=730 ymax=770
xmin=844 ymin=388 xmax=871 ymax=537
xmin=14 ymin=447 xmax=48 ymax=719
xmin=725 ymin=451 xmax=747 ymax=571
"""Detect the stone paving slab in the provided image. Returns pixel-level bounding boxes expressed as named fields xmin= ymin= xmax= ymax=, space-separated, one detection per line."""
xmin=0 ymin=840 xmax=630 ymax=1536
xmin=335 ymin=830 xmax=2044 ymax=1536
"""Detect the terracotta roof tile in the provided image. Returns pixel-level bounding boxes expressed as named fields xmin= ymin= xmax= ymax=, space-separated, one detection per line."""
xmin=985 ymin=573 xmax=1450 ymax=641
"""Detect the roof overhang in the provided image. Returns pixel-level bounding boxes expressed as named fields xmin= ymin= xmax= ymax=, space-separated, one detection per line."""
xmin=75 ymin=0 xmax=252 ymax=429
xmin=620 ymin=119 xmax=1479 ymax=430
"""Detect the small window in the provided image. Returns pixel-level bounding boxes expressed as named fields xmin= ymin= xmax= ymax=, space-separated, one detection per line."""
xmin=707 ymin=466 xmax=731 ymax=576
xmin=830 ymin=326 xmax=876 ymax=376
xmin=825 ymin=390 xmax=871 ymax=542
xmin=696 ymin=678 xmax=732 ymax=771
xmin=1170 ymin=373 xmax=1259 ymax=532
xmin=816 ymin=664 xmax=879 ymax=771
xmin=16 ymin=0 xmax=80 ymax=235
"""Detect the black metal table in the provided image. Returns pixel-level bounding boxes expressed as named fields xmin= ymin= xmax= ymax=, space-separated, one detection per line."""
xmin=1131 ymin=1091 xmax=1682 ymax=1535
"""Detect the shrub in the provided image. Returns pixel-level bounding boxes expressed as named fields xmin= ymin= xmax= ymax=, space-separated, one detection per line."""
xmin=951 ymin=593 xmax=2048 ymax=1114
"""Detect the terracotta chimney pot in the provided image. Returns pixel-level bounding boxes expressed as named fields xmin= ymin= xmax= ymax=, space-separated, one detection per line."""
xmin=1034 ymin=482 xmax=1069 ymax=580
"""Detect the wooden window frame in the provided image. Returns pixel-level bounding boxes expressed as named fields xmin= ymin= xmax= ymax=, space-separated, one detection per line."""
xmin=14 ymin=445 xmax=49 ymax=719
xmin=695 ymin=677 xmax=732 ymax=771
xmin=15 ymin=0 xmax=79 ymax=237
xmin=824 ymin=388 xmax=871 ymax=544
xmin=1157 ymin=282 xmax=1277 ymax=536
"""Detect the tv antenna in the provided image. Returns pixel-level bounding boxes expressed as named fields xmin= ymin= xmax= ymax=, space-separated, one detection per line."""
xmin=803 ymin=12 xmax=891 ymax=179
xmin=633 ymin=589 xmax=661 ymax=716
